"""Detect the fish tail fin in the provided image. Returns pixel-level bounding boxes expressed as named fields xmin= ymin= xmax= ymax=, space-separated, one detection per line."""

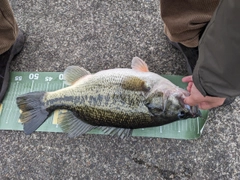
xmin=16 ymin=91 xmax=50 ymax=135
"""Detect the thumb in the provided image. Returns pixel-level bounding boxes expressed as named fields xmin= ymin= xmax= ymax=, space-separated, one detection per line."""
xmin=184 ymin=96 xmax=198 ymax=107
xmin=182 ymin=75 xmax=193 ymax=83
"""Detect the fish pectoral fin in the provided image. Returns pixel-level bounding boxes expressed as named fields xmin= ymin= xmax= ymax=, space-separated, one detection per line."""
xmin=63 ymin=66 xmax=91 ymax=85
xmin=121 ymin=76 xmax=150 ymax=91
xmin=145 ymin=92 xmax=165 ymax=115
xmin=58 ymin=110 xmax=96 ymax=137
xmin=99 ymin=126 xmax=132 ymax=138
xmin=131 ymin=57 xmax=149 ymax=72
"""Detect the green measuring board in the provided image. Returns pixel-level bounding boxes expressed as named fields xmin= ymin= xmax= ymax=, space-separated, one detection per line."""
xmin=0 ymin=72 xmax=208 ymax=139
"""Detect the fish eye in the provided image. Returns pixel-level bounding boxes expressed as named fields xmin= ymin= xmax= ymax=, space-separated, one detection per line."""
xmin=178 ymin=110 xmax=186 ymax=119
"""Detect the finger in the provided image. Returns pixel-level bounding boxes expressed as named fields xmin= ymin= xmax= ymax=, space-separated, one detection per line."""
xmin=184 ymin=96 xmax=199 ymax=106
xmin=187 ymin=84 xmax=191 ymax=92
xmin=187 ymin=82 xmax=193 ymax=92
xmin=182 ymin=75 xmax=193 ymax=83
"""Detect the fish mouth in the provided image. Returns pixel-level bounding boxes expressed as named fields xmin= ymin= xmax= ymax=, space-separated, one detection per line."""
xmin=178 ymin=105 xmax=201 ymax=119
xmin=176 ymin=94 xmax=201 ymax=119
xmin=188 ymin=105 xmax=201 ymax=118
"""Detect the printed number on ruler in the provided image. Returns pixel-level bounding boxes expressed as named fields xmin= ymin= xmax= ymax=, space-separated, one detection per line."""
xmin=45 ymin=76 xmax=53 ymax=82
xmin=15 ymin=76 xmax=22 ymax=81
xmin=59 ymin=74 xmax=64 ymax=80
xmin=29 ymin=73 xmax=39 ymax=80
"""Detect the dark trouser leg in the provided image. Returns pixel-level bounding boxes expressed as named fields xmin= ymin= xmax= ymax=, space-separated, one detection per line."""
xmin=0 ymin=0 xmax=25 ymax=102
xmin=0 ymin=0 xmax=18 ymax=54
xmin=160 ymin=0 xmax=219 ymax=48
xmin=160 ymin=0 xmax=219 ymax=74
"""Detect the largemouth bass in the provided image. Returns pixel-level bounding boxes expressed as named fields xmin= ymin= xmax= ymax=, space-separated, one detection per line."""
xmin=16 ymin=57 xmax=200 ymax=137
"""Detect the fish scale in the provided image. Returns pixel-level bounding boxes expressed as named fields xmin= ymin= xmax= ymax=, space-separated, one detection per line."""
xmin=44 ymin=81 xmax=152 ymax=128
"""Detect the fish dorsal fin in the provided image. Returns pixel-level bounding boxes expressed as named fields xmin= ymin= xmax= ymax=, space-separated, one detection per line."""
xmin=131 ymin=57 xmax=149 ymax=72
xmin=63 ymin=66 xmax=91 ymax=85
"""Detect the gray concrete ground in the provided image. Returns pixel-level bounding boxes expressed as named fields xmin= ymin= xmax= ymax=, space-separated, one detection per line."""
xmin=0 ymin=0 xmax=239 ymax=179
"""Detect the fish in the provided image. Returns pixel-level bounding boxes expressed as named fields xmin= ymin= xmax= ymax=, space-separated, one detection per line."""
xmin=16 ymin=57 xmax=200 ymax=138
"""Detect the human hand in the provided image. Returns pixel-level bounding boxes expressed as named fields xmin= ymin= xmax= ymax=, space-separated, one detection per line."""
xmin=182 ymin=76 xmax=226 ymax=110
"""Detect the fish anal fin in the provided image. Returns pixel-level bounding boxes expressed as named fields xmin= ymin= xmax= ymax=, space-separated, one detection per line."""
xmin=99 ymin=126 xmax=132 ymax=138
xmin=58 ymin=111 xmax=132 ymax=138
xmin=58 ymin=110 xmax=95 ymax=137
xmin=131 ymin=57 xmax=149 ymax=72
xmin=122 ymin=76 xmax=150 ymax=91
xmin=63 ymin=66 xmax=91 ymax=85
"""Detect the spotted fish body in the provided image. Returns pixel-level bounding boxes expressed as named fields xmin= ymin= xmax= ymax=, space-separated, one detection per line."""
xmin=17 ymin=57 xmax=200 ymax=137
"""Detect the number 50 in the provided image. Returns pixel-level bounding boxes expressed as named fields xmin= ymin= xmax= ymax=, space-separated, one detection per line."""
xmin=29 ymin=73 xmax=39 ymax=80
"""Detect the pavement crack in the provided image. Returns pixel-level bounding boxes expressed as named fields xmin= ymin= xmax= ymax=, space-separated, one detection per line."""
xmin=132 ymin=157 xmax=192 ymax=179
xmin=132 ymin=157 xmax=146 ymax=165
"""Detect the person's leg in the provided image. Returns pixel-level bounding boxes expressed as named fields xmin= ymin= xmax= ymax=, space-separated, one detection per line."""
xmin=160 ymin=0 xmax=220 ymax=74
xmin=0 ymin=0 xmax=25 ymax=102
xmin=160 ymin=0 xmax=234 ymax=105
xmin=0 ymin=0 xmax=18 ymax=54
xmin=160 ymin=0 xmax=220 ymax=48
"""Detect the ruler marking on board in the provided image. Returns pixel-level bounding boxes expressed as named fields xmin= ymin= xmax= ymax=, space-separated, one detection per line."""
xmin=197 ymin=117 xmax=200 ymax=134
xmin=6 ymin=82 xmax=19 ymax=124
xmin=30 ymin=80 xmax=34 ymax=92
